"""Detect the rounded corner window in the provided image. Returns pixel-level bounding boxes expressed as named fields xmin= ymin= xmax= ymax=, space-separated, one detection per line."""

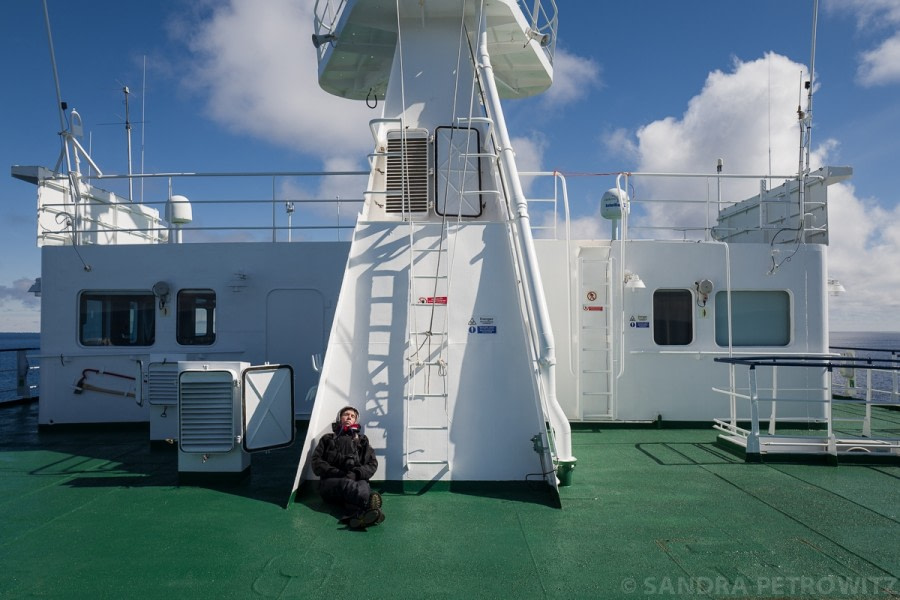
xmin=79 ymin=291 xmax=156 ymax=347
xmin=715 ymin=290 xmax=790 ymax=347
xmin=653 ymin=289 xmax=693 ymax=346
xmin=177 ymin=289 xmax=216 ymax=346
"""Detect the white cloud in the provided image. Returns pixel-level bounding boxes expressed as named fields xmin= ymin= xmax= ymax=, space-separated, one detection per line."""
xmin=181 ymin=0 xmax=373 ymax=160
xmin=624 ymin=53 xmax=811 ymax=235
xmin=829 ymin=0 xmax=900 ymax=28
xmin=0 ymin=279 xmax=40 ymax=307
xmin=602 ymin=128 xmax=638 ymax=162
xmin=541 ymin=48 xmax=602 ymax=107
xmin=505 ymin=133 xmax=545 ymax=199
xmin=826 ymin=0 xmax=900 ymax=87
xmin=826 ymin=183 xmax=900 ymax=329
xmin=0 ymin=279 xmax=40 ymax=332
xmin=858 ymin=33 xmax=900 ymax=86
xmin=604 ymin=50 xmax=900 ymax=330
xmin=511 ymin=134 xmax=545 ymax=173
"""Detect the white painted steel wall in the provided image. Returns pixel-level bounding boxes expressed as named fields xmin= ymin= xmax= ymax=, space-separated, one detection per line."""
xmin=297 ymin=222 xmax=548 ymax=482
xmin=536 ymin=239 xmax=829 ymax=422
xmin=37 ymin=242 xmax=347 ymax=425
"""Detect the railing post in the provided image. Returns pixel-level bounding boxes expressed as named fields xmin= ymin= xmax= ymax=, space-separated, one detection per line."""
xmin=893 ymin=351 xmax=898 ymax=405
xmin=863 ymin=367 xmax=872 ymax=437
xmin=272 ymin=176 xmax=277 ymax=243
xmin=16 ymin=350 xmax=31 ymax=399
xmin=747 ymin=365 xmax=761 ymax=461
xmin=768 ymin=365 xmax=778 ymax=435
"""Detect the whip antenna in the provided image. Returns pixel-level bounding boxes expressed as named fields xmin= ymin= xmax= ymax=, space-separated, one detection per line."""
xmin=42 ymin=0 xmax=69 ymax=172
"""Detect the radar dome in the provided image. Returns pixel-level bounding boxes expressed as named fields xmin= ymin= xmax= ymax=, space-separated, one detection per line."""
xmin=600 ymin=188 xmax=629 ymax=220
xmin=166 ymin=195 xmax=193 ymax=225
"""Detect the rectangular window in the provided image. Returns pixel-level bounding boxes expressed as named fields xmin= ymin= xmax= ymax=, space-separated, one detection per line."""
xmin=177 ymin=289 xmax=216 ymax=345
xmin=653 ymin=289 xmax=693 ymax=345
xmin=79 ymin=292 xmax=155 ymax=346
xmin=715 ymin=290 xmax=790 ymax=346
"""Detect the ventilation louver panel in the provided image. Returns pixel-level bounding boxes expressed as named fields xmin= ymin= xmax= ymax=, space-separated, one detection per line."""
xmin=147 ymin=362 xmax=178 ymax=406
xmin=179 ymin=373 xmax=235 ymax=453
xmin=386 ymin=130 xmax=429 ymax=213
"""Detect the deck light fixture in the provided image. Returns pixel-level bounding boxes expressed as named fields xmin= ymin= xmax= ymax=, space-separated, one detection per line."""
xmin=624 ymin=271 xmax=645 ymax=290
xmin=827 ymin=278 xmax=846 ymax=296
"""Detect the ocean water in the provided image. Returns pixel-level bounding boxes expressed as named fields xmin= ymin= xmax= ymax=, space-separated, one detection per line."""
xmin=830 ymin=331 xmax=900 ymax=352
xmin=829 ymin=331 xmax=900 ymax=402
xmin=0 ymin=333 xmax=40 ymax=402
xmin=0 ymin=332 xmax=40 ymax=351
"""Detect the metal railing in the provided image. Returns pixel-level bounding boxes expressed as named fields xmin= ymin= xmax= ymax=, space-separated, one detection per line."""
xmin=515 ymin=169 xmax=828 ymax=243
xmin=36 ymin=167 xmax=833 ymax=247
xmin=712 ymin=349 xmax=900 ymax=459
xmin=37 ymin=171 xmax=368 ymax=246
xmin=0 ymin=347 xmax=40 ymax=404
xmin=313 ymin=0 xmax=558 ymax=64
xmin=831 ymin=345 xmax=900 ymax=407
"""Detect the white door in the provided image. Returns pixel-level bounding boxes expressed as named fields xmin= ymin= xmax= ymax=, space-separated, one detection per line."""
xmin=242 ymin=364 xmax=295 ymax=452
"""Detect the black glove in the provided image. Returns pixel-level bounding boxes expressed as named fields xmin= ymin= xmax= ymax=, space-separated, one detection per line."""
xmin=345 ymin=470 xmax=358 ymax=481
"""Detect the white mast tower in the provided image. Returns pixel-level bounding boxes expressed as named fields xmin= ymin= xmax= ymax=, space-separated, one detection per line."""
xmin=294 ymin=0 xmax=573 ymax=495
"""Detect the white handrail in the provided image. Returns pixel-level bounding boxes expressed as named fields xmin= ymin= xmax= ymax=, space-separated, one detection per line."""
xmin=475 ymin=21 xmax=573 ymax=466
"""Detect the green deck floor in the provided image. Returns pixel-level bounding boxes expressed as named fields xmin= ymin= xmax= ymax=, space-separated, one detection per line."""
xmin=1 ymin=401 xmax=899 ymax=599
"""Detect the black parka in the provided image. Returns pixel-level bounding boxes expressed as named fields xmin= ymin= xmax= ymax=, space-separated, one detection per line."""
xmin=311 ymin=421 xmax=378 ymax=481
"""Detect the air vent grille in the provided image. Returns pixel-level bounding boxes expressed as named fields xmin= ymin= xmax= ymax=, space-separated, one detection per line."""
xmin=147 ymin=362 xmax=178 ymax=406
xmin=386 ymin=131 xmax=429 ymax=213
xmin=179 ymin=374 xmax=235 ymax=453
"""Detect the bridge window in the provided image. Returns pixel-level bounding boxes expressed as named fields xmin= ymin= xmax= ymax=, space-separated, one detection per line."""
xmin=79 ymin=292 xmax=155 ymax=346
xmin=177 ymin=289 xmax=216 ymax=345
xmin=715 ymin=291 xmax=790 ymax=346
xmin=653 ymin=289 xmax=693 ymax=345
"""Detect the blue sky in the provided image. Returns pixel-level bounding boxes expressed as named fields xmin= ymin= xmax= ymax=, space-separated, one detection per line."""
xmin=2 ymin=0 xmax=899 ymax=332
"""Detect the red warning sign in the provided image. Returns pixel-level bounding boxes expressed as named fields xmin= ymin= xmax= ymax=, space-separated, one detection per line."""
xmin=583 ymin=305 xmax=604 ymax=311
xmin=419 ymin=296 xmax=448 ymax=305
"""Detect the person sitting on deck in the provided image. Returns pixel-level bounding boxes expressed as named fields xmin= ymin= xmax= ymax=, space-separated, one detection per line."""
xmin=311 ymin=405 xmax=384 ymax=529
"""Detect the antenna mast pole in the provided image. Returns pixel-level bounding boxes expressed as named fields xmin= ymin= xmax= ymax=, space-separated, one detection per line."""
xmin=805 ymin=0 xmax=818 ymax=175
xmin=124 ymin=86 xmax=134 ymax=202
xmin=42 ymin=0 xmax=71 ymax=174
xmin=140 ymin=56 xmax=147 ymax=203
xmin=797 ymin=0 xmax=818 ymax=242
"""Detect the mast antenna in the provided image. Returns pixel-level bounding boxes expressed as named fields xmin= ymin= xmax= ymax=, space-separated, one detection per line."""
xmin=804 ymin=0 xmax=818 ymax=176
xmin=41 ymin=0 xmax=69 ymax=173
xmin=124 ymin=85 xmax=134 ymax=202
xmin=796 ymin=0 xmax=819 ymax=243
xmin=140 ymin=55 xmax=147 ymax=203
